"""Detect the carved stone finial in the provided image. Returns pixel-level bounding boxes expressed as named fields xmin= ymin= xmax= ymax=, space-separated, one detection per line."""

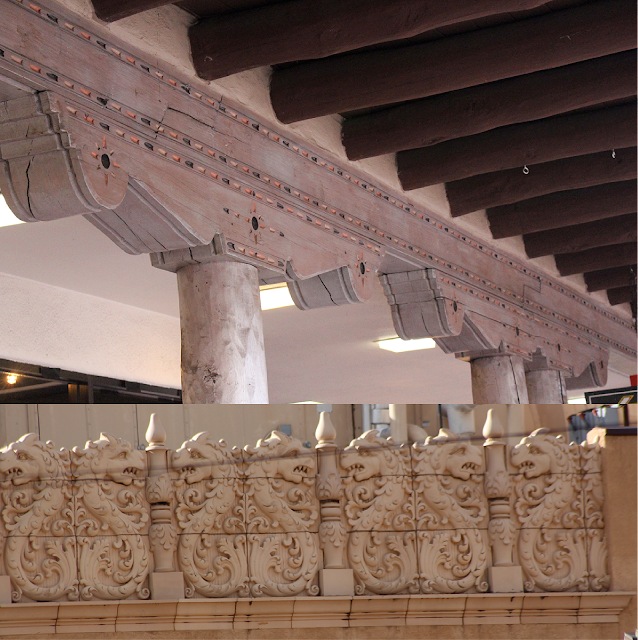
xmin=316 ymin=411 xmax=337 ymax=447
xmin=483 ymin=409 xmax=504 ymax=441
xmin=146 ymin=414 xmax=167 ymax=450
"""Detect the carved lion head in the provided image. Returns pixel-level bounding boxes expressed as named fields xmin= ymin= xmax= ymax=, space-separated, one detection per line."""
xmin=244 ymin=431 xmax=315 ymax=483
xmin=172 ymin=432 xmax=237 ymax=484
xmin=340 ymin=430 xmax=406 ymax=481
xmin=0 ymin=434 xmax=70 ymax=485
xmin=72 ymin=433 xmax=145 ymax=485
xmin=511 ymin=429 xmax=575 ymax=478
xmin=416 ymin=429 xmax=483 ymax=480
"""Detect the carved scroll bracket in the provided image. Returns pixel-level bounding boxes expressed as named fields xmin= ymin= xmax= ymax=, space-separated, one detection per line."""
xmin=315 ymin=412 xmax=354 ymax=596
xmin=145 ymin=414 xmax=184 ymax=600
xmin=482 ymin=410 xmax=523 ymax=593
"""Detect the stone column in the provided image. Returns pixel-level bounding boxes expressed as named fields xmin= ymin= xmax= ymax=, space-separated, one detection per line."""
xmin=145 ymin=414 xmax=184 ymax=599
xmin=177 ymin=260 xmax=268 ymax=403
xmin=483 ymin=409 xmax=523 ymax=593
xmin=315 ymin=411 xmax=354 ymax=596
xmin=470 ymin=352 xmax=529 ymax=403
xmin=389 ymin=404 xmax=408 ymax=443
xmin=524 ymin=351 xmax=567 ymax=403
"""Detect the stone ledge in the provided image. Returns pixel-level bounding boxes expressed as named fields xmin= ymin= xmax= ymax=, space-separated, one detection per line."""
xmin=0 ymin=593 xmax=633 ymax=635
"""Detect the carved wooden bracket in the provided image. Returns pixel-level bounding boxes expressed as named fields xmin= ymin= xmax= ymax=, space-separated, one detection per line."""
xmin=0 ymin=0 xmax=634 ymax=378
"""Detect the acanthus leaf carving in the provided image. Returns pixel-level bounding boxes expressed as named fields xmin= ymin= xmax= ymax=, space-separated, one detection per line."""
xmin=0 ymin=434 xmax=78 ymax=602
xmin=244 ymin=432 xmax=320 ymax=597
xmin=72 ymin=433 xmax=150 ymax=600
xmin=412 ymin=430 xmax=488 ymax=593
xmin=173 ymin=432 xmax=248 ymax=598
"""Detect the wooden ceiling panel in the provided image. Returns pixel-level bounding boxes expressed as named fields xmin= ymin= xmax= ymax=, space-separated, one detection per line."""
xmin=585 ymin=266 xmax=636 ymax=292
xmin=554 ymin=242 xmax=636 ymax=276
xmin=607 ymin=286 xmax=635 ymax=306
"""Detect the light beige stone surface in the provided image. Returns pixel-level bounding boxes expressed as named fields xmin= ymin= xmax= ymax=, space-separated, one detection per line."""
xmin=0 ymin=580 xmax=10 ymax=606
xmin=319 ymin=570 xmax=354 ymax=597
xmin=487 ymin=567 xmax=524 ymax=594
xmin=149 ymin=574 xmax=185 ymax=601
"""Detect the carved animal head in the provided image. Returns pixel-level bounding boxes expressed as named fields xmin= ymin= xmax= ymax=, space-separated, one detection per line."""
xmin=420 ymin=429 xmax=483 ymax=480
xmin=245 ymin=431 xmax=315 ymax=483
xmin=511 ymin=429 xmax=574 ymax=478
xmin=172 ymin=432 xmax=236 ymax=483
xmin=341 ymin=430 xmax=405 ymax=481
xmin=0 ymin=434 xmax=70 ymax=485
xmin=72 ymin=433 xmax=145 ymax=485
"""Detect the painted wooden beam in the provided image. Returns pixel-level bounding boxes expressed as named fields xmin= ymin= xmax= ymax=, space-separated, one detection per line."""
xmin=190 ymin=0 xmax=553 ymax=81
xmin=584 ymin=266 xmax=636 ymax=293
xmin=523 ymin=214 xmax=637 ymax=259
xmin=398 ymin=103 xmax=636 ymax=190
xmin=91 ymin=0 xmax=174 ymax=21
xmin=270 ymin=0 xmax=636 ymax=123
xmin=342 ymin=51 xmax=636 ymax=161
xmin=446 ymin=148 xmax=637 ymax=217
xmin=554 ymin=242 xmax=636 ymax=277
xmin=607 ymin=286 xmax=634 ymax=306
xmin=488 ymin=180 xmax=637 ymax=239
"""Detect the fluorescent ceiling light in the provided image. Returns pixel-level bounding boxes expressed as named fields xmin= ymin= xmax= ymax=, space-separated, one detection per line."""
xmin=567 ymin=397 xmax=587 ymax=404
xmin=0 ymin=195 xmax=25 ymax=229
xmin=378 ymin=337 xmax=436 ymax=352
xmin=259 ymin=284 xmax=295 ymax=310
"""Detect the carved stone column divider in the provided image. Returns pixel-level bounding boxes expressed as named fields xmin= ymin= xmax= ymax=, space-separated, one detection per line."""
xmin=145 ymin=414 xmax=184 ymax=600
xmin=315 ymin=411 xmax=354 ymax=596
xmin=483 ymin=409 xmax=524 ymax=593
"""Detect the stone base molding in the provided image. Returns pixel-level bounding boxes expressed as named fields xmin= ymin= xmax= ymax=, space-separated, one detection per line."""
xmin=0 ymin=593 xmax=633 ymax=636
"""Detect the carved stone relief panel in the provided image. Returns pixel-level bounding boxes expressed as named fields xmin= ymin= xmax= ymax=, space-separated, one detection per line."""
xmin=0 ymin=434 xmax=78 ymax=602
xmin=510 ymin=429 xmax=590 ymax=592
xmin=340 ymin=431 xmax=418 ymax=595
xmin=412 ymin=430 xmax=489 ymax=594
xmin=71 ymin=434 xmax=150 ymax=600
xmin=172 ymin=432 xmax=248 ymax=598
xmin=244 ymin=432 xmax=320 ymax=597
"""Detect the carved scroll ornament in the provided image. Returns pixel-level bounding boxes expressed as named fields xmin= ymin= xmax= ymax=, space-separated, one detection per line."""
xmin=0 ymin=427 xmax=609 ymax=602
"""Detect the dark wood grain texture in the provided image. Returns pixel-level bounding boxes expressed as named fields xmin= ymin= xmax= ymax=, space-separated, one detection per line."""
xmin=190 ymin=0 xmax=553 ymax=80
xmin=607 ymin=286 xmax=635 ymax=306
xmin=270 ymin=0 xmax=635 ymax=123
xmin=398 ymin=104 xmax=636 ymax=190
xmin=446 ymin=148 xmax=637 ymax=217
xmin=585 ymin=266 xmax=637 ymax=292
xmin=342 ymin=51 xmax=636 ymax=160
xmin=488 ymin=180 xmax=637 ymax=238
xmin=523 ymin=214 xmax=637 ymax=259
xmin=554 ymin=242 xmax=636 ymax=276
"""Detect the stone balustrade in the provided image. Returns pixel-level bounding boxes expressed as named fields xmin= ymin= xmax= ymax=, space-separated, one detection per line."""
xmin=0 ymin=412 xmax=610 ymax=605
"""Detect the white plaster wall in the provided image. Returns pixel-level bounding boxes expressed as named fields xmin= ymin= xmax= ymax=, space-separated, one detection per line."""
xmin=0 ymin=272 xmax=181 ymax=388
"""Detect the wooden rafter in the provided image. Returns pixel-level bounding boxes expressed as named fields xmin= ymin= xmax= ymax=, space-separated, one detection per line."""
xmin=342 ymin=51 xmax=636 ymax=161
xmin=189 ymin=0 xmax=552 ymax=81
xmin=445 ymin=148 xmax=637 ymax=217
xmin=92 ymin=0 xmax=175 ymax=21
xmin=270 ymin=0 xmax=635 ymax=123
xmin=488 ymin=180 xmax=637 ymax=239
xmin=397 ymin=103 xmax=636 ymax=190
xmin=554 ymin=243 xmax=636 ymax=277
xmin=584 ymin=266 xmax=637 ymax=293
xmin=607 ymin=286 xmax=635 ymax=306
xmin=522 ymin=214 xmax=636 ymax=259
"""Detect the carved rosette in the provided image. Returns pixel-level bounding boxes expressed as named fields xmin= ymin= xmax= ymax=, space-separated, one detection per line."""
xmin=244 ymin=432 xmax=320 ymax=597
xmin=341 ymin=431 xmax=418 ymax=595
xmin=511 ymin=430 xmax=589 ymax=592
xmin=172 ymin=433 xmax=248 ymax=598
xmin=412 ymin=431 xmax=488 ymax=594
xmin=73 ymin=434 xmax=150 ymax=600
xmin=0 ymin=435 xmax=78 ymax=603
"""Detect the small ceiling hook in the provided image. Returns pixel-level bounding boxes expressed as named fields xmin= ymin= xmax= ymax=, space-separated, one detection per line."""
xmin=523 ymin=165 xmax=529 ymax=175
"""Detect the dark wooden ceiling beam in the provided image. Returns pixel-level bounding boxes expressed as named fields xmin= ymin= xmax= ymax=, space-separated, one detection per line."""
xmin=270 ymin=0 xmax=635 ymax=123
xmin=523 ymin=214 xmax=637 ymax=259
xmin=607 ymin=286 xmax=635 ymax=306
xmin=446 ymin=147 xmax=637 ymax=217
xmin=554 ymin=242 xmax=636 ymax=277
xmin=190 ymin=0 xmax=553 ymax=81
xmin=91 ymin=0 xmax=174 ymax=21
xmin=584 ymin=266 xmax=636 ymax=293
xmin=488 ymin=180 xmax=637 ymax=239
xmin=343 ymin=51 xmax=636 ymax=161
xmin=398 ymin=103 xmax=636 ymax=190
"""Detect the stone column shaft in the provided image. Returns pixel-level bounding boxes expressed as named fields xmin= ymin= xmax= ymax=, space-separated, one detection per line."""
xmin=526 ymin=368 xmax=566 ymax=403
xmin=470 ymin=353 xmax=529 ymax=403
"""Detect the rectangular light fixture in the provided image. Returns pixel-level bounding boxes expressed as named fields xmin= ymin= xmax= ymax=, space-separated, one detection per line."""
xmin=259 ymin=284 xmax=295 ymax=310
xmin=378 ymin=337 xmax=436 ymax=352
xmin=0 ymin=195 xmax=25 ymax=229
